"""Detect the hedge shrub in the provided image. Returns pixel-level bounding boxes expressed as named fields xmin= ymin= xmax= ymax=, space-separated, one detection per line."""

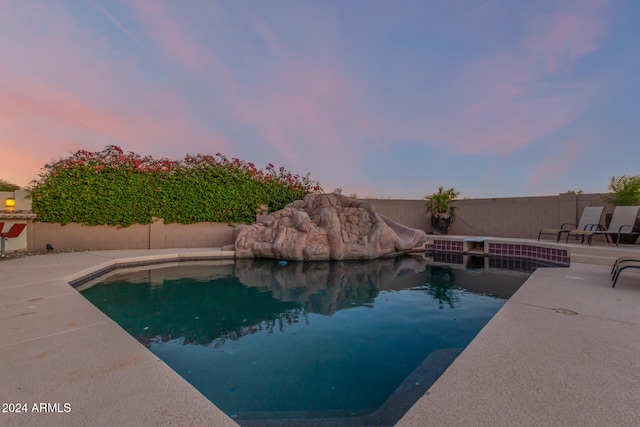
xmin=30 ymin=146 xmax=322 ymax=226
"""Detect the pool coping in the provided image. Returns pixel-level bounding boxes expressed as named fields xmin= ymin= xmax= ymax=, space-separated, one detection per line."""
xmin=1 ymin=243 xmax=640 ymax=426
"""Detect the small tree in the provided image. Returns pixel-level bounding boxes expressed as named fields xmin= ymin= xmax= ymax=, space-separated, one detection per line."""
xmin=608 ymin=175 xmax=640 ymax=206
xmin=0 ymin=179 xmax=20 ymax=192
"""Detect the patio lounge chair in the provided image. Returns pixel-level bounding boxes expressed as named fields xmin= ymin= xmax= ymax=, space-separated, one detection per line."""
xmin=0 ymin=223 xmax=27 ymax=257
xmin=611 ymin=256 xmax=640 ymax=287
xmin=538 ymin=206 xmax=604 ymax=242
xmin=566 ymin=206 xmax=640 ymax=246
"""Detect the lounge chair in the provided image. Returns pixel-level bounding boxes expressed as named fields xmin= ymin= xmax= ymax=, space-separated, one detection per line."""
xmin=611 ymin=256 xmax=640 ymax=287
xmin=538 ymin=206 xmax=604 ymax=242
xmin=0 ymin=223 xmax=27 ymax=257
xmin=567 ymin=206 xmax=640 ymax=246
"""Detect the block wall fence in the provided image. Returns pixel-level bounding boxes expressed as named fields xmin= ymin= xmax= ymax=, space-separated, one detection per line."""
xmin=369 ymin=192 xmax=613 ymax=239
xmin=30 ymin=219 xmax=237 ymax=252
xmin=23 ymin=192 xmax=615 ymax=252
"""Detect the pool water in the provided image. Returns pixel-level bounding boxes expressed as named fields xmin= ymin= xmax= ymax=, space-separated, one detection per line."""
xmin=79 ymin=255 xmax=532 ymax=425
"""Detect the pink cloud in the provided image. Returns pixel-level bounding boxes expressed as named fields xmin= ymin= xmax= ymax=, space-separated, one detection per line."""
xmin=253 ymin=0 xmax=610 ymax=184
xmin=0 ymin=0 xmax=615 ymax=197
xmin=0 ymin=1 xmax=233 ymax=186
xmin=447 ymin=56 xmax=585 ymax=154
xmin=129 ymin=0 xmax=204 ymax=68
xmin=393 ymin=0 xmax=609 ymax=157
xmin=88 ymin=0 xmax=143 ymax=47
xmin=525 ymin=0 xmax=608 ymax=73
xmin=0 ymin=69 xmax=230 ymax=185
xmin=225 ymin=14 xmax=375 ymax=173
xmin=231 ymin=66 xmax=353 ymax=166
xmin=524 ymin=139 xmax=587 ymax=189
xmin=126 ymin=1 xmax=243 ymax=102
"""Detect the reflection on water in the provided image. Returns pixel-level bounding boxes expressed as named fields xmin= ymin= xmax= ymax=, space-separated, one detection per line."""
xmin=234 ymin=256 xmax=430 ymax=315
xmin=422 ymin=266 xmax=460 ymax=309
xmin=80 ymin=255 xmax=533 ymax=425
xmin=82 ymin=256 xmax=440 ymax=347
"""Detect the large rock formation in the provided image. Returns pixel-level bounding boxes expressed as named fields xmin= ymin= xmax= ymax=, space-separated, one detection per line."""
xmin=234 ymin=193 xmax=427 ymax=260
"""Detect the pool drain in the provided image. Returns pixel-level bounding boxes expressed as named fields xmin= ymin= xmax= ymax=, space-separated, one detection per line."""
xmin=552 ymin=308 xmax=578 ymax=315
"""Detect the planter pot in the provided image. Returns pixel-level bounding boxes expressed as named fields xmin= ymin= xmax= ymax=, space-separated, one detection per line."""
xmin=431 ymin=214 xmax=453 ymax=235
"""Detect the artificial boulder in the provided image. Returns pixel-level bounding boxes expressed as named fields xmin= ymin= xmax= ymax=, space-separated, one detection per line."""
xmin=234 ymin=193 xmax=427 ymax=261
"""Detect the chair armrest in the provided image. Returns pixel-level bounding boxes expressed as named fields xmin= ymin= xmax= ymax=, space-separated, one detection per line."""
xmin=617 ymin=224 xmax=640 ymax=234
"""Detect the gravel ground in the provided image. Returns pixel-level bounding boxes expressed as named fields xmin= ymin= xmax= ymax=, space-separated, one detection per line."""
xmin=1 ymin=248 xmax=90 ymax=260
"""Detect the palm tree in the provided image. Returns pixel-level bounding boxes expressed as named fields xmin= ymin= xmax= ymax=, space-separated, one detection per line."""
xmin=425 ymin=186 xmax=460 ymax=217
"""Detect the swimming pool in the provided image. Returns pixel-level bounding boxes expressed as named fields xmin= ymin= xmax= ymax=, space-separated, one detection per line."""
xmin=78 ymin=255 xmax=535 ymax=426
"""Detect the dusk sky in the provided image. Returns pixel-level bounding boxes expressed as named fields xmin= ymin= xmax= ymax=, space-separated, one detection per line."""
xmin=1 ymin=0 xmax=638 ymax=198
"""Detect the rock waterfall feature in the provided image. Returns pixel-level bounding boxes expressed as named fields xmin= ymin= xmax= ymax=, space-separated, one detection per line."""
xmin=234 ymin=193 xmax=427 ymax=260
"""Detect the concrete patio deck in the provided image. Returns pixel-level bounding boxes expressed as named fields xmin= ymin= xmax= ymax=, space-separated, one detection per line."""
xmin=1 ymin=242 xmax=639 ymax=426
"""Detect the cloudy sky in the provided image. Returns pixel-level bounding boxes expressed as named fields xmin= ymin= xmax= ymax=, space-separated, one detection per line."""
xmin=1 ymin=0 xmax=638 ymax=198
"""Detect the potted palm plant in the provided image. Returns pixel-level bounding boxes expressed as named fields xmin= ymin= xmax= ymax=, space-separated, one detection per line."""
xmin=607 ymin=175 xmax=640 ymax=244
xmin=424 ymin=186 xmax=460 ymax=235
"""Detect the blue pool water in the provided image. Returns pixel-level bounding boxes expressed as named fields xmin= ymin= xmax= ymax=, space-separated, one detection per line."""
xmin=78 ymin=255 xmax=534 ymax=425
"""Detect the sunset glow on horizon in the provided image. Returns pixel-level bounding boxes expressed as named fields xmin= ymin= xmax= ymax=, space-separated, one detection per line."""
xmin=1 ymin=0 xmax=638 ymax=198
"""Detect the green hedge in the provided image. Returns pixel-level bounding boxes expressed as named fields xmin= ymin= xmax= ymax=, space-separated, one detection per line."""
xmin=30 ymin=146 xmax=322 ymax=226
